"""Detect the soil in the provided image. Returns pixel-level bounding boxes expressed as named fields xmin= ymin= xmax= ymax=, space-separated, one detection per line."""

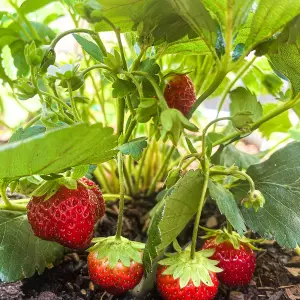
xmin=0 ymin=199 xmax=300 ymax=300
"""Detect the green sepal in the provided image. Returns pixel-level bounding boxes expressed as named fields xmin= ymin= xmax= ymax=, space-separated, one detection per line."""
xmin=200 ymin=227 xmax=264 ymax=251
xmin=30 ymin=176 xmax=79 ymax=200
xmin=158 ymin=249 xmax=222 ymax=289
xmin=242 ymin=190 xmax=265 ymax=211
xmin=88 ymin=236 xmax=145 ymax=268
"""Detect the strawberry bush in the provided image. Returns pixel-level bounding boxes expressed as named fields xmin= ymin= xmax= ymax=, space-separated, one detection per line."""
xmin=1 ymin=0 xmax=300 ymax=299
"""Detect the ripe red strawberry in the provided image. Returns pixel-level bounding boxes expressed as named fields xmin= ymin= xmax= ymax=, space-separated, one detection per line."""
xmin=88 ymin=250 xmax=144 ymax=295
xmin=156 ymin=265 xmax=218 ymax=300
xmin=27 ymin=178 xmax=105 ymax=249
xmin=164 ymin=74 xmax=196 ymax=116
xmin=203 ymin=238 xmax=256 ymax=287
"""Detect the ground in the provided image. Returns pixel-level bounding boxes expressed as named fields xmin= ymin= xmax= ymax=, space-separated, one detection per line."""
xmin=0 ymin=199 xmax=300 ymax=300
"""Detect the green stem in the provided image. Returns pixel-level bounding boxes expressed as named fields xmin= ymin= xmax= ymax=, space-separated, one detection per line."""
xmin=213 ymin=97 xmax=300 ymax=147
xmin=131 ymin=47 xmax=146 ymax=71
xmin=67 ymin=81 xmax=80 ymax=121
xmin=179 ymin=153 xmax=201 ymax=168
xmin=261 ymin=135 xmax=290 ymax=159
xmin=0 ymin=120 xmax=13 ymax=130
xmin=123 ymin=119 xmax=137 ymax=143
xmin=0 ymin=185 xmax=27 ymax=211
xmin=115 ymin=153 xmax=125 ymax=240
xmin=214 ymin=57 xmax=256 ymax=128
xmin=51 ymin=29 xmax=105 ymax=52
xmin=190 ymin=171 xmax=209 ymax=259
xmin=201 ymin=117 xmax=232 ymax=156
xmin=39 ymin=91 xmax=71 ymax=112
xmin=188 ymin=71 xmax=227 ymax=118
xmin=117 ymin=98 xmax=125 ymax=135
xmin=122 ymin=71 xmax=143 ymax=98
xmin=24 ymin=114 xmax=41 ymax=129
xmin=131 ymin=71 xmax=168 ymax=110
xmin=103 ymin=194 xmax=133 ymax=201
xmin=209 ymin=168 xmax=256 ymax=193
xmin=146 ymin=146 xmax=175 ymax=196
xmin=82 ymin=64 xmax=112 ymax=76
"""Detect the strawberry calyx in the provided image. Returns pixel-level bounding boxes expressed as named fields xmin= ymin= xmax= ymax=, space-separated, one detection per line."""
xmin=201 ymin=227 xmax=263 ymax=250
xmin=158 ymin=248 xmax=222 ymax=289
xmin=88 ymin=236 xmax=145 ymax=269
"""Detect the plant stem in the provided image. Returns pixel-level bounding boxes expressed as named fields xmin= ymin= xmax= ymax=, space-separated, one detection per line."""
xmin=82 ymin=64 xmax=112 ymax=76
xmin=123 ymin=119 xmax=137 ymax=143
xmin=117 ymin=98 xmax=125 ymax=135
xmin=178 ymin=153 xmax=201 ymax=168
xmin=0 ymin=184 xmax=27 ymax=211
xmin=201 ymin=117 xmax=232 ymax=155
xmin=190 ymin=171 xmax=209 ymax=259
xmin=213 ymin=97 xmax=300 ymax=147
xmin=103 ymin=194 xmax=133 ymax=201
xmin=40 ymin=91 xmax=72 ymax=112
xmin=115 ymin=153 xmax=125 ymax=240
xmin=24 ymin=114 xmax=41 ymax=129
xmin=67 ymin=81 xmax=81 ymax=121
xmin=209 ymin=168 xmax=256 ymax=193
xmin=214 ymin=56 xmax=256 ymax=128
xmin=135 ymin=143 xmax=149 ymax=193
xmin=146 ymin=146 xmax=175 ymax=196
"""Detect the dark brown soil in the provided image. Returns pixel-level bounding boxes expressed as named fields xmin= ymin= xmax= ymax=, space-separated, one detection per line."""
xmin=1 ymin=199 xmax=300 ymax=300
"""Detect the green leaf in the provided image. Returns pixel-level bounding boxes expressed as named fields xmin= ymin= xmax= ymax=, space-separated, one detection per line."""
xmin=216 ymin=145 xmax=259 ymax=169
xmin=230 ymin=87 xmax=263 ymax=121
xmin=158 ymin=37 xmax=210 ymax=55
xmin=0 ymin=123 xmax=118 ymax=180
xmin=0 ymin=28 xmax=19 ymax=48
xmin=158 ymin=170 xmax=203 ymax=250
xmin=208 ymin=180 xmax=246 ymax=234
xmin=112 ymin=78 xmax=136 ymax=98
xmin=118 ymin=137 xmax=148 ymax=161
xmin=19 ymin=0 xmax=57 ymax=14
xmin=168 ymin=0 xmax=217 ymax=54
xmin=245 ymin=0 xmax=300 ymax=48
xmin=201 ymin=0 xmax=254 ymax=35
xmin=267 ymin=16 xmax=300 ymax=97
xmin=9 ymin=126 xmax=46 ymax=143
xmin=0 ymin=211 xmax=64 ymax=282
xmin=73 ymin=34 xmax=103 ymax=62
xmin=9 ymin=41 xmax=29 ymax=77
xmin=233 ymin=142 xmax=300 ymax=248
xmin=259 ymin=103 xmax=292 ymax=138
xmin=144 ymin=170 xmax=203 ymax=273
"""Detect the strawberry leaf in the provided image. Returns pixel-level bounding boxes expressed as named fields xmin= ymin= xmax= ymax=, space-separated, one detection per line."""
xmin=0 ymin=123 xmax=118 ymax=180
xmin=208 ymin=180 xmax=246 ymax=234
xmin=232 ymin=142 xmax=300 ymax=249
xmin=144 ymin=170 xmax=204 ymax=275
xmin=0 ymin=210 xmax=64 ymax=282
xmin=118 ymin=137 xmax=148 ymax=161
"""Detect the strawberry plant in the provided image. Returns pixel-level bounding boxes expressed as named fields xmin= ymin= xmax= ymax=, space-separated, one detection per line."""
xmin=0 ymin=0 xmax=300 ymax=299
